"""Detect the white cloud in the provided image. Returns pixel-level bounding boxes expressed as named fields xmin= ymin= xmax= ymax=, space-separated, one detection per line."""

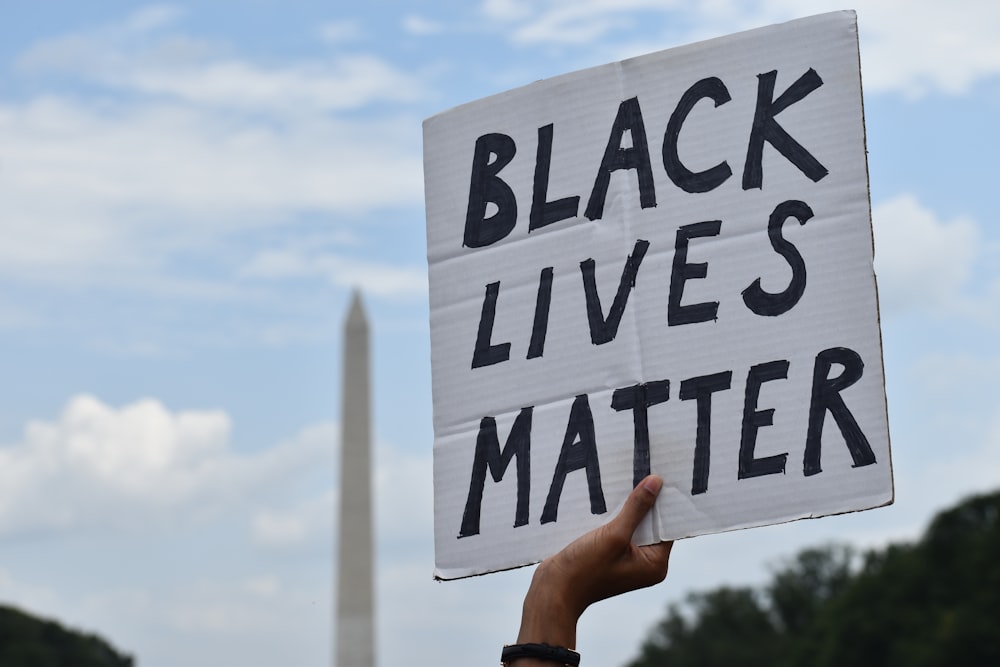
xmin=122 ymin=4 xmax=185 ymax=33
xmin=319 ymin=19 xmax=364 ymax=44
xmin=402 ymin=15 xmax=445 ymax=36
xmin=241 ymin=248 xmax=428 ymax=298
xmin=241 ymin=574 xmax=282 ymax=598
xmin=113 ymin=55 xmax=422 ymax=114
xmin=15 ymin=5 xmax=200 ymax=78
xmin=375 ymin=441 xmax=434 ymax=548
xmin=480 ymin=0 xmax=1000 ymax=98
xmin=494 ymin=0 xmax=680 ymax=45
xmin=0 ymin=95 xmax=423 ymax=285
xmin=251 ymin=490 xmax=335 ymax=549
xmin=1 ymin=9 xmax=427 ymax=298
xmin=18 ymin=11 xmax=423 ymax=113
xmin=0 ymin=395 xmax=341 ymax=664
xmin=84 ymin=575 xmax=332 ymax=666
xmin=848 ymin=1 xmax=1000 ymax=98
xmin=0 ymin=568 xmax=65 ymax=620
xmin=0 ymin=394 xmax=335 ymax=537
xmin=482 ymin=0 xmax=535 ymax=22
xmin=900 ymin=412 xmax=1000 ymax=513
xmin=252 ymin=509 xmax=310 ymax=547
xmin=248 ymin=430 xmax=432 ymax=555
xmin=0 ymin=300 xmax=39 ymax=331
xmin=871 ymin=194 xmax=980 ymax=316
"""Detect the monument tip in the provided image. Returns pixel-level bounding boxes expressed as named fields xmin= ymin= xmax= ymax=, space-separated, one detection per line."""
xmin=346 ymin=288 xmax=368 ymax=329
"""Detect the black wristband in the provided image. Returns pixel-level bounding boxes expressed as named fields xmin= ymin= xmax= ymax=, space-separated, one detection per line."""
xmin=501 ymin=643 xmax=581 ymax=666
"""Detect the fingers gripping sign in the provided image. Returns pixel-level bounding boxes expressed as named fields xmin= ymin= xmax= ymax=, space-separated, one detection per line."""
xmin=509 ymin=476 xmax=673 ymax=665
xmin=553 ymin=475 xmax=672 ymax=617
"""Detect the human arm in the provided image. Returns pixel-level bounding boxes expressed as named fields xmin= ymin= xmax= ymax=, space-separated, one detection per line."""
xmin=506 ymin=474 xmax=674 ymax=665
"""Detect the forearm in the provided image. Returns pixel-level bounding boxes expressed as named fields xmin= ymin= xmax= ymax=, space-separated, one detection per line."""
xmin=506 ymin=560 xmax=582 ymax=666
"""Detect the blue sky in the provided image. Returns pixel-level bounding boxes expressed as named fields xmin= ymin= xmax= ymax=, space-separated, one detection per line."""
xmin=1 ymin=1 xmax=998 ymax=665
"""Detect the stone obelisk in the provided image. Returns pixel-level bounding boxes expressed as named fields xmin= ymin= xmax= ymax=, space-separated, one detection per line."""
xmin=336 ymin=290 xmax=375 ymax=667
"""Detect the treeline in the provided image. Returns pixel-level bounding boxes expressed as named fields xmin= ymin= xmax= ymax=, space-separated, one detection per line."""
xmin=626 ymin=488 xmax=1000 ymax=667
xmin=0 ymin=604 xmax=133 ymax=667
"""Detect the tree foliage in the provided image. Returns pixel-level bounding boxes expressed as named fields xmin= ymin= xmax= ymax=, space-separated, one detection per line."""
xmin=625 ymin=488 xmax=1000 ymax=667
xmin=0 ymin=604 xmax=133 ymax=667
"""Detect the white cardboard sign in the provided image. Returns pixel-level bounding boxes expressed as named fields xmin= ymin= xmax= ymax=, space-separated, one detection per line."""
xmin=423 ymin=11 xmax=893 ymax=580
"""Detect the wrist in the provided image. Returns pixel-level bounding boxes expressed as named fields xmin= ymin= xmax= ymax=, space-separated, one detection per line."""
xmin=516 ymin=560 xmax=581 ymax=649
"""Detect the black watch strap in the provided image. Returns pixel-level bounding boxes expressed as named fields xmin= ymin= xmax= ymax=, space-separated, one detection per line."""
xmin=501 ymin=642 xmax=581 ymax=666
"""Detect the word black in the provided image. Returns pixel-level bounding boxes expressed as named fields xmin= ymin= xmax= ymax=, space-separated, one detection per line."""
xmin=464 ymin=69 xmax=827 ymax=249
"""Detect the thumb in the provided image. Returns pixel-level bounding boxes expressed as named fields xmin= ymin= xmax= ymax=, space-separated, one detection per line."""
xmin=612 ymin=475 xmax=662 ymax=536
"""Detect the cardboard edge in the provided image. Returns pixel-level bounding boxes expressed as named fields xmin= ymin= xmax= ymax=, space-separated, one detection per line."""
xmin=434 ymin=557 xmax=539 ymax=582
xmin=851 ymin=8 xmax=897 ymax=509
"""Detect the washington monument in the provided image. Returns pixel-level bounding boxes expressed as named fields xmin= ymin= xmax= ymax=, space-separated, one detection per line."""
xmin=336 ymin=290 xmax=375 ymax=667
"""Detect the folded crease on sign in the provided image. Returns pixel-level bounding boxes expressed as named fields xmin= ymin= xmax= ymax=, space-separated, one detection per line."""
xmin=649 ymin=497 xmax=664 ymax=544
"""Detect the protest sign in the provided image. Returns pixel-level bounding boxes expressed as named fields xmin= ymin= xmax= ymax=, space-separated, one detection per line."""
xmin=423 ymin=10 xmax=893 ymax=580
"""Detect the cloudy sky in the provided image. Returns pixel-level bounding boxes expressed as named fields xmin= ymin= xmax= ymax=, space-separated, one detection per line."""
xmin=1 ymin=1 xmax=998 ymax=666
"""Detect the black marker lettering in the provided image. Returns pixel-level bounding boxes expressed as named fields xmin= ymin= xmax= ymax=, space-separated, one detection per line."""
xmin=611 ymin=380 xmax=670 ymax=487
xmin=464 ymin=133 xmax=518 ymax=248
xmin=742 ymin=200 xmax=813 ymax=316
xmin=581 ymin=239 xmax=649 ymax=345
xmin=804 ymin=347 xmax=877 ymax=476
xmin=585 ymin=97 xmax=656 ymax=220
xmin=679 ymin=371 xmax=733 ymax=495
xmin=459 ymin=408 xmax=533 ymax=537
xmin=471 ymin=281 xmax=510 ymax=369
xmin=743 ymin=68 xmax=828 ymax=190
xmin=739 ymin=360 xmax=790 ymax=479
xmin=542 ymin=394 xmax=607 ymax=524
xmin=530 ymin=124 xmax=580 ymax=232
xmin=668 ymin=221 xmax=721 ymax=326
xmin=663 ymin=77 xmax=733 ymax=193
xmin=527 ymin=267 xmax=554 ymax=359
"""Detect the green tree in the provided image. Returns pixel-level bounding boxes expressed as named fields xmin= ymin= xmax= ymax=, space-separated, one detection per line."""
xmin=801 ymin=491 xmax=1000 ymax=667
xmin=767 ymin=544 xmax=854 ymax=636
xmin=0 ymin=604 xmax=133 ymax=667
xmin=628 ymin=587 xmax=779 ymax=667
xmin=625 ymin=489 xmax=1000 ymax=667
